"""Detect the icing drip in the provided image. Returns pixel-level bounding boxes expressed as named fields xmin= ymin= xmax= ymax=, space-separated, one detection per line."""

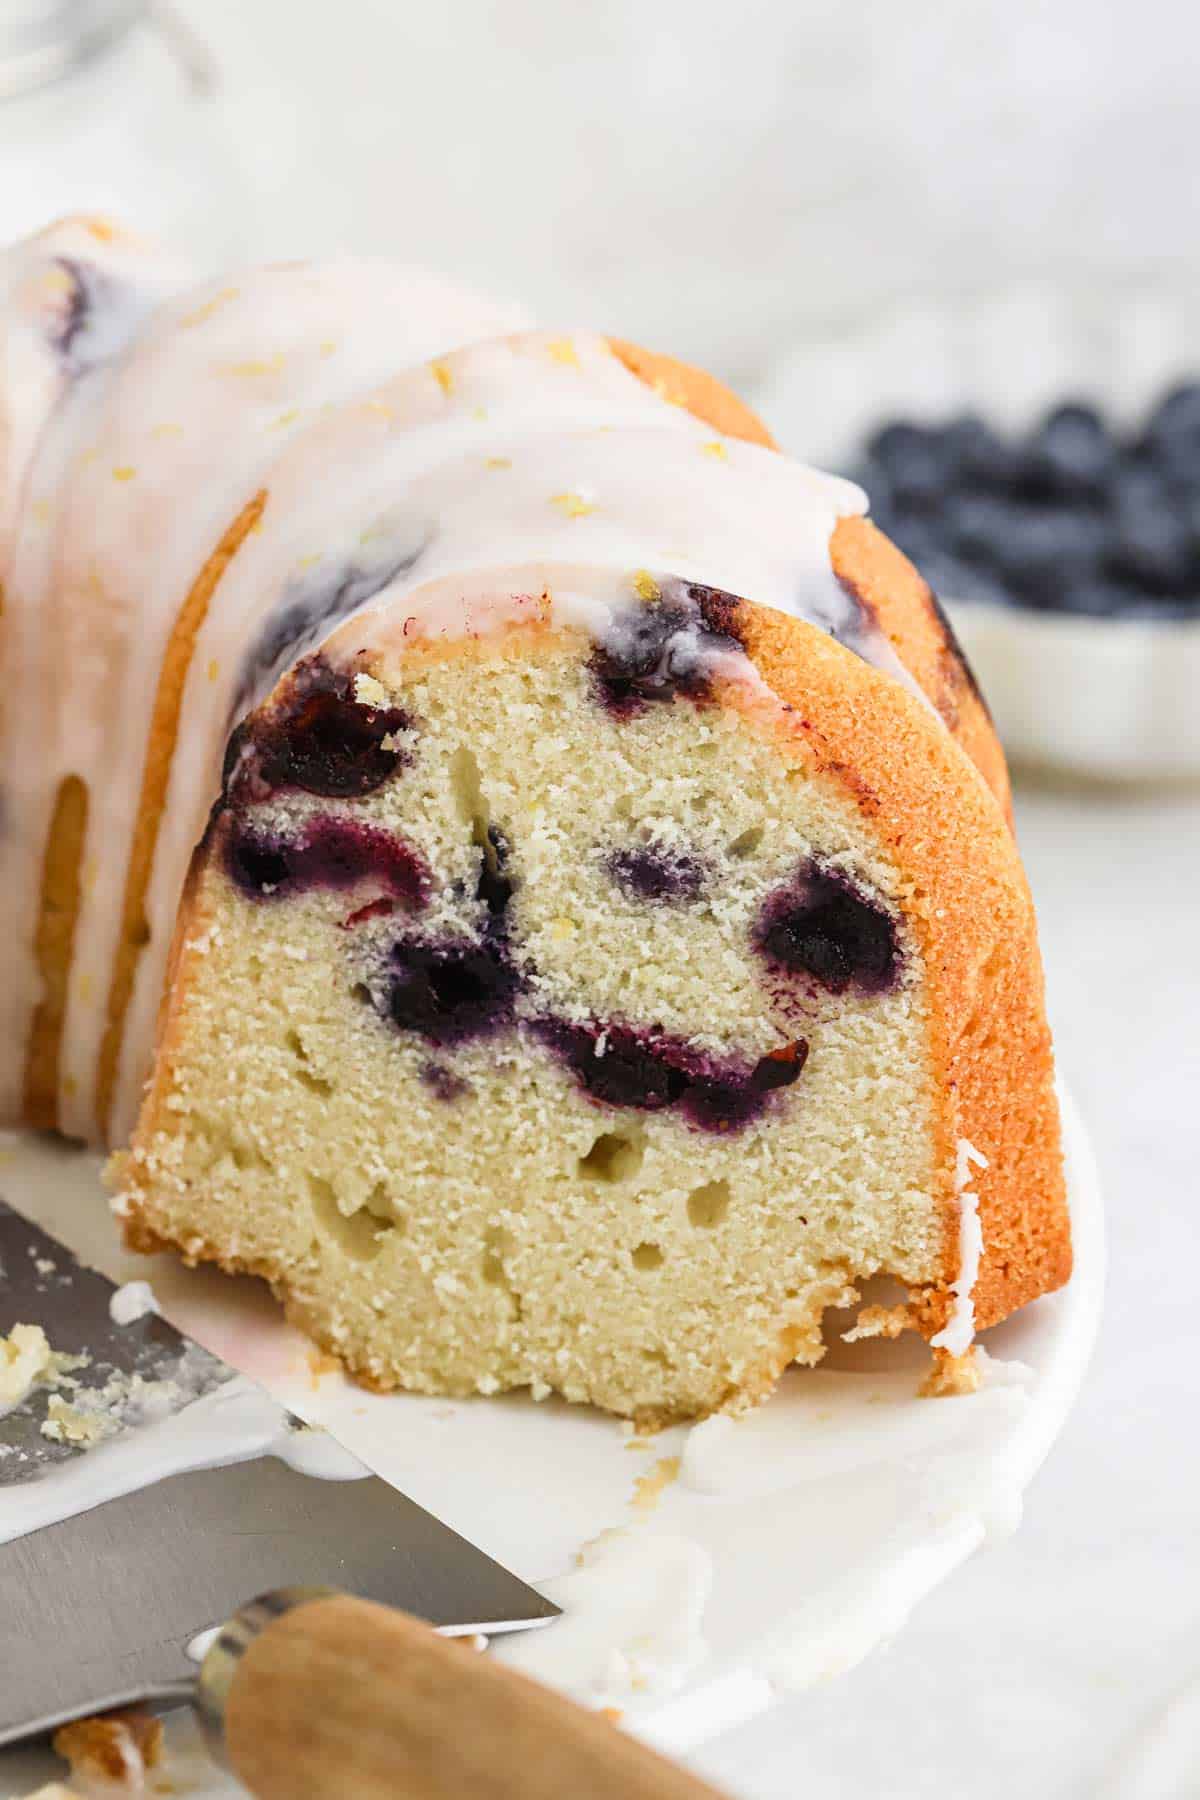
xmin=0 ymin=1374 xmax=366 ymax=1546
xmin=931 ymin=1138 xmax=989 ymax=1356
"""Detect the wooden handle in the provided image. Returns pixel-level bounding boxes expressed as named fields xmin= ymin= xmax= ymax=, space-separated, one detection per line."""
xmin=220 ymin=1592 xmax=731 ymax=1800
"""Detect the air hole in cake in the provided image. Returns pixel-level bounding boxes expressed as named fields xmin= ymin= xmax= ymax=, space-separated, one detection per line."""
xmin=590 ymin=581 xmax=746 ymax=718
xmin=754 ymin=860 xmax=901 ymax=996
xmin=577 ymin=1130 xmax=646 ymax=1183
xmin=481 ymin=1227 xmax=522 ymax=1319
xmin=687 ymin=1179 xmax=731 ymax=1229
xmin=283 ymin=1026 xmax=336 ymax=1100
xmin=632 ymin=1242 xmax=665 ymax=1272
xmin=229 ymin=1136 xmax=268 ymax=1174
xmin=727 ymin=825 xmax=764 ymax=859
xmin=481 ymin=1224 xmax=515 ymax=1288
xmin=533 ymin=1020 xmax=807 ymax=1134
xmin=226 ymin=816 xmax=431 ymax=909
xmin=362 ymin=1183 xmax=401 ymax=1228
xmin=225 ymin=660 xmax=414 ymax=801
xmin=607 ymin=846 xmax=704 ymax=904
xmin=450 ymin=746 xmax=515 ymax=921
xmin=386 ymin=936 xmax=520 ymax=1046
xmin=308 ymin=1173 xmax=394 ymax=1263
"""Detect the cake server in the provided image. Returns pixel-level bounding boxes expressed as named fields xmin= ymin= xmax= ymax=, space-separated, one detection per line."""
xmin=0 ymin=1203 xmax=563 ymax=1749
xmin=0 ymin=1201 xmax=731 ymax=1797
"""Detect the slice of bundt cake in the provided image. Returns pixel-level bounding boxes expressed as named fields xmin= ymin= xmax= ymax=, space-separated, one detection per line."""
xmin=86 ymin=309 xmax=1069 ymax=1420
xmin=0 ymin=221 xmax=1067 ymax=1419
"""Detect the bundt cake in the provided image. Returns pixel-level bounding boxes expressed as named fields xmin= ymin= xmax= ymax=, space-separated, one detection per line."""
xmin=1 ymin=218 xmax=1070 ymax=1422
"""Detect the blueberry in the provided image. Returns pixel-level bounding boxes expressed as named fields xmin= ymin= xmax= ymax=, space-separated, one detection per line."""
xmin=849 ymin=460 xmax=900 ymax=538
xmin=991 ymin=506 xmax=1111 ymax=609
xmin=227 ymin=816 xmax=431 ymax=906
xmin=755 ymin=861 xmax=900 ymax=996
xmin=590 ymin=583 xmax=745 ymax=719
xmin=476 ymin=825 xmax=514 ymax=919
xmin=865 ymin=422 xmax=946 ymax=511
xmin=228 ymin=837 xmax=290 ymax=896
xmin=226 ymin=660 xmax=412 ymax=802
xmin=1106 ymin=470 xmax=1194 ymax=595
xmin=885 ymin=515 xmax=941 ymax=571
xmin=1142 ymin=381 xmax=1200 ymax=474
xmin=607 ymin=847 xmax=705 ymax=903
xmin=940 ymin=414 xmax=1020 ymax=492
xmin=1051 ymin=576 xmax=1141 ymax=618
xmin=387 ymin=937 xmax=520 ymax=1045
xmin=943 ymin=493 xmax=1014 ymax=563
xmin=1019 ymin=403 xmax=1114 ymax=502
xmin=421 ymin=1063 xmax=470 ymax=1102
xmin=532 ymin=1020 xmax=807 ymax=1134
xmin=919 ymin=550 xmax=1011 ymax=608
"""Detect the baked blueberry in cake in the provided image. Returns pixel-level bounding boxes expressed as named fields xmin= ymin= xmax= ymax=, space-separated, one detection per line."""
xmin=0 ymin=218 xmax=1070 ymax=1421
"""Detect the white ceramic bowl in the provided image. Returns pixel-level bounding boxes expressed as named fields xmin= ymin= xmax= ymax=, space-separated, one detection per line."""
xmin=754 ymin=282 xmax=1200 ymax=781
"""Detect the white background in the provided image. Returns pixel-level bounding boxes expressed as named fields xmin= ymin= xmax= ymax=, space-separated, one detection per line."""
xmin=6 ymin=4 xmax=1200 ymax=1793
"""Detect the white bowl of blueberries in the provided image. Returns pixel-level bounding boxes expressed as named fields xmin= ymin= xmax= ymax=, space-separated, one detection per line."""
xmin=757 ymin=286 xmax=1200 ymax=781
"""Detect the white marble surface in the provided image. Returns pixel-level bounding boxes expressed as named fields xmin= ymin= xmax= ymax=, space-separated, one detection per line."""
xmin=689 ymin=779 xmax=1200 ymax=1798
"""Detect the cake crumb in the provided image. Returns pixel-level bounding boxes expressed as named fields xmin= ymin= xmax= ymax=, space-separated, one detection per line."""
xmin=0 ymin=1324 xmax=87 ymax=1406
xmin=353 ymin=671 xmax=391 ymax=710
xmin=920 ymin=1345 xmax=981 ymax=1398
xmin=52 ymin=1710 xmax=163 ymax=1785
xmin=631 ymin=1454 xmax=681 ymax=1515
xmin=41 ymin=1394 xmax=118 ymax=1445
xmin=842 ymin=1303 xmax=913 ymax=1343
xmin=306 ymin=1346 xmax=342 ymax=1389
xmin=0 ymin=1322 xmax=54 ymax=1403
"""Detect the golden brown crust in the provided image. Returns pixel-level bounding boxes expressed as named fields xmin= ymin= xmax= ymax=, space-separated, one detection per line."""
xmin=95 ymin=490 xmax=268 ymax=1136
xmin=830 ymin=516 xmax=1012 ymax=823
xmin=731 ymin=603 xmax=1070 ymax=1333
xmin=24 ymin=775 xmax=88 ymax=1133
xmin=608 ymin=340 xmax=778 ymax=449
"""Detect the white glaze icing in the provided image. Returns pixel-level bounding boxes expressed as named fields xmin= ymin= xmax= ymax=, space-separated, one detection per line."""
xmin=931 ymin=1137 xmax=989 ymax=1356
xmin=0 ymin=1373 xmax=367 ymax=1546
xmin=679 ymin=1356 xmax=1031 ymax=1503
xmin=0 ymin=223 xmax=529 ymax=1141
xmin=493 ymin=1529 xmax=711 ymax=1703
xmin=108 ymin=1277 xmax=158 ymax=1325
xmin=0 ymin=221 xmax=941 ymax=1148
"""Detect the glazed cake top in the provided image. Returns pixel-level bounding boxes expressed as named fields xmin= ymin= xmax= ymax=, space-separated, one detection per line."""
xmin=0 ymin=217 xmax=933 ymax=1144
